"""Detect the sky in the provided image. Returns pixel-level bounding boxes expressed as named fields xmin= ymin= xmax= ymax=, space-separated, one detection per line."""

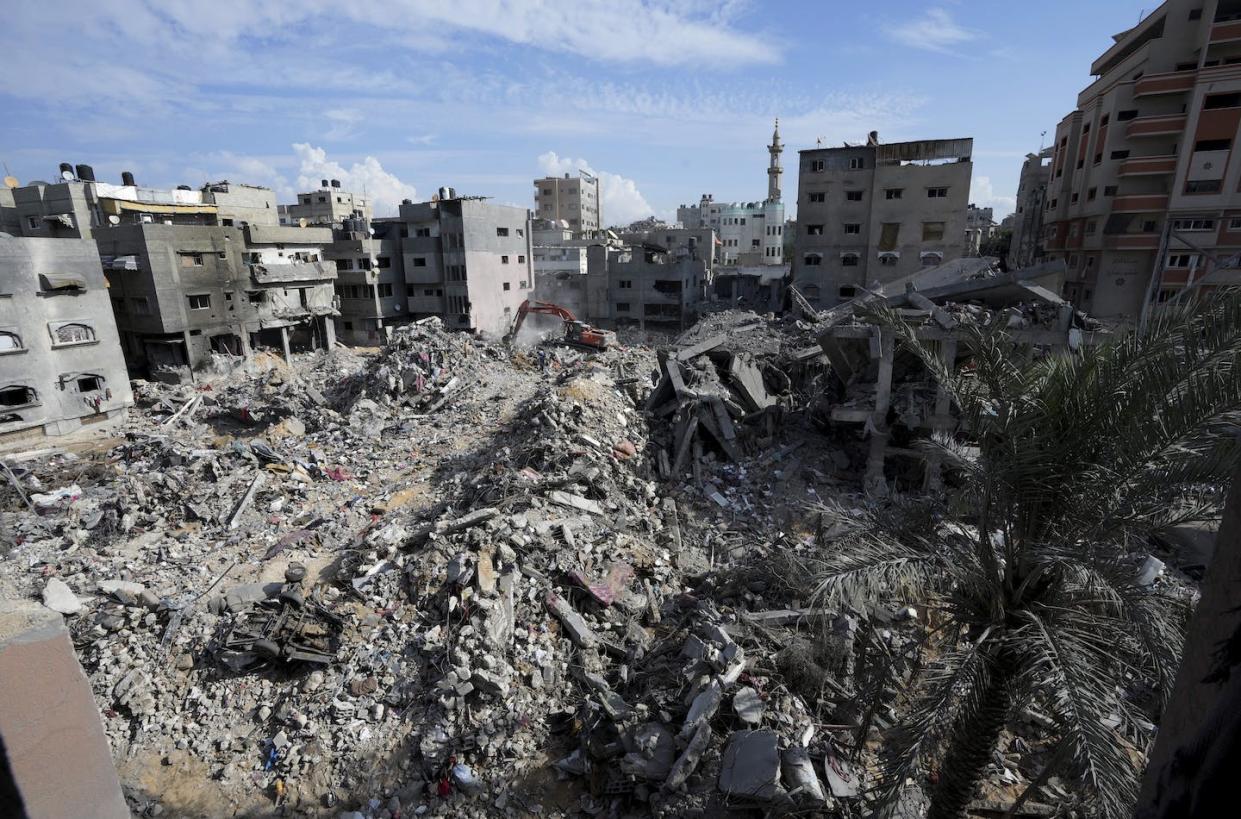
xmin=2 ymin=0 xmax=1156 ymax=226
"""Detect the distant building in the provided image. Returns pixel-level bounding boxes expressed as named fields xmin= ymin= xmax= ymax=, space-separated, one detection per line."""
xmin=278 ymin=180 xmax=373 ymax=227
xmin=533 ymin=171 xmax=602 ymax=235
xmin=964 ymin=204 xmax=996 ymax=255
xmin=677 ymin=121 xmax=786 ymax=266
xmin=1040 ymin=0 xmax=1241 ymax=321
xmin=1009 ymin=148 xmax=1052 ymax=269
xmin=400 ymin=189 xmax=533 ymax=336
xmin=619 ymin=226 xmax=717 ymax=275
xmin=328 ymin=219 xmax=407 ymax=345
xmin=792 ymin=132 xmax=973 ymax=307
xmin=0 ymin=236 xmax=133 ymax=446
xmin=585 ymin=242 xmax=708 ymax=329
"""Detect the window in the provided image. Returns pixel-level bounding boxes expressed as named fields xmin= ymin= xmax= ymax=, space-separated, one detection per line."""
xmin=519 ymin=280 xmax=528 ymax=288
xmin=248 ymin=291 xmax=266 ymax=303
xmin=885 ymin=188 xmax=903 ymax=200
xmin=0 ymin=331 xmax=22 ymax=353
xmin=807 ymin=224 xmax=824 ymax=236
xmin=377 ymin=257 xmax=391 ymax=269
xmin=318 ymin=196 xmax=326 ymax=203
xmin=76 ymin=375 xmax=103 ymax=393
xmin=0 ymin=386 xmax=37 ymax=408
xmin=809 ymin=159 xmax=826 ymax=172
xmin=1071 ymin=193 xmax=1079 ymax=203
xmin=358 ymin=258 xmax=373 ymax=271
xmin=846 ymin=190 xmax=864 ymax=201
xmin=501 ymin=282 xmax=511 ymax=292
xmin=1104 ymin=186 xmax=1118 ymax=196
xmin=839 ymin=286 xmax=857 ymax=299
xmin=1101 ymin=114 xmax=1110 ymax=126
xmin=1087 ymin=187 xmax=1097 ymax=201
xmin=1143 ymin=220 xmax=1159 ymax=233
xmin=848 ymin=157 xmax=864 ymax=170
xmin=844 ymin=223 xmax=861 ymax=234
xmin=803 ymin=253 xmax=823 ymax=266
xmin=1204 ymin=93 xmax=1241 ymax=110
xmin=1094 ymin=153 xmax=1103 ymax=165
xmin=808 ymin=192 xmax=826 ymax=203
xmin=1076 ymin=158 xmax=1085 ymax=169
xmin=415 ymin=227 xmax=431 ymax=238
xmin=497 ymin=227 xmax=510 ymax=237
xmin=1230 ymin=217 xmax=1241 ymax=230
xmin=1110 ymin=150 xmax=1130 ymax=160
xmin=1116 ymin=109 xmax=1139 ymax=121
xmin=1172 ymin=217 xmax=1217 ymax=231
xmin=841 ymin=253 xmax=859 ymax=267
xmin=27 ymin=216 xmax=39 ymax=230
xmin=501 ymin=255 xmax=510 ymax=264
xmin=619 ymin=280 xmax=633 ymax=289
xmin=413 ymin=257 xmax=427 ymax=267
xmin=1189 ymin=7 xmax=1203 ymax=20
xmin=879 ymin=255 xmax=898 ymax=267
xmin=615 ymin=302 xmax=630 ymax=312
xmin=1085 ymin=220 xmax=1098 ymax=234
xmin=517 ymin=228 xmax=524 ymax=237
xmin=518 ymin=255 xmax=525 ymax=264
xmin=180 ymin=252 xmax=203 ymax=267
xmin=927 ymin=187 xmax=948 ymax=198
xmin=188 ymin=294 xmax=211 ymax=310
xmin=335 ymin=259 xmax=351 ymax=271
xmin=1166 ymin=253 xmax=1200 ymax=268
xmin=1069 ymin=223 xmax=1080 ymax=237
xmin=378 ymin=283 xmax=393 ymax=298
xmin=1194 ymin=138 xmax=1232 ymax=152
xmin=51 ymin=323 xmax=95 ymax=345
xmin=1186 ymin=180 xmax=1223 ymax=194
xmin=922 ymin=221 xmax=945 ymax=241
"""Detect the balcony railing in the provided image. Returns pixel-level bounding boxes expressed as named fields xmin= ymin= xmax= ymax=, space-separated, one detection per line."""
xmin=1134 ymin=70 xmax=1198 ymax=97
xmin=1104 ymin=233 xmax=1162 ymax=250
xmin=1126 ymin=113 xmax=1188 ymax=138
xmin=1118 ymin=155 xmax=1178 ymax=176
xmin=1210 ymin=19 xmax=1241 ymax=42
xmin=1111 ymin=194 xmax=1170 ymax=212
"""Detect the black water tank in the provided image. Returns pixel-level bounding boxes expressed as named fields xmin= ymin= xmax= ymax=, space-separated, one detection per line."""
xmin=58 ymin=162 xmax=73 ymax=176
xmin=331 ymin=179 xmax=340 ymax=188
xmin=176 ymin=185 xmax=192 ymax=191
xmin=122 ymin=171 xmax=136 ymax=186
xmin=321 ymin=178 xmax=329 ymax=188
xmin=401 ymin=198 xmax=412 ymax=205
xmin=75 ymin=164 xmax=95 ymax=182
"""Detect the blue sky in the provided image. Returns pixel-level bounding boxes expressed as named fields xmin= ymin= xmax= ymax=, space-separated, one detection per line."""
xmin=2 ymin=0 xmax=1152 ymax=225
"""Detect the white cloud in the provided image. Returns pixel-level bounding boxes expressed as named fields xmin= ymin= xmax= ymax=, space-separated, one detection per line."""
xmin=970 ymin=176 xmax=1016 ymax=219
xmin=537 ymin=151 xmax=653 ymax=227
xmin=887 ymin=7 xmax=979 ymax=55
xmin=324 ymin=109 xmax=364 ymax=141
xmin=293 ymin=144 xmax=417 ymax=216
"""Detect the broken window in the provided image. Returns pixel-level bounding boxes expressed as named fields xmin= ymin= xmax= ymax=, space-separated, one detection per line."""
xmin=878 ymin=222 xmax=901 ymax=250
xmin=922 ymin=222 xmax=945 ymax=241
xmin=879 ymin=254 xmax=899 ymax=266
xmin=180 ymin=252 xmax=204 ymax=267
xmin=188 ymin=294 xmax=211 ymax=310
xmin=0 ymin=385 xmax=37 ymax=407
xmin=247 ymin=291 xmax=266 ymax=304
xmin=76 ymin=374 xmax=104 ymax=392
xmin=497 ymin=227 xmax=510 ymax=237
xmin=52 ymin=323 xmax=95 ymax=345
xmin=806 ymin=224 xmax=824 ymax=236
xmin=839 ymin=286 xmax=857 ymax=299
xmin=0 ymin=331 xmax=22 ymax=352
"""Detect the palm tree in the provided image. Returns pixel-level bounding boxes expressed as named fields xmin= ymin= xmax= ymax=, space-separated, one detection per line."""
xmin=805 ymin=293 xmax=1241 ymax=818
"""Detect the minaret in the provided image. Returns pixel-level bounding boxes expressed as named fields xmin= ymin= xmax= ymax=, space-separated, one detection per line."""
xmin=767 ymin=117 xmax=783 ymax=202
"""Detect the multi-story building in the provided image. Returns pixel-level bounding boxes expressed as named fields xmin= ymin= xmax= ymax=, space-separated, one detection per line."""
xmin=677 ymin=121 xmax=786 ymax=266
xmin=964 ymin=204 xmax=996 ymax=255
xmin=400 ymin=189 xmax=533 ymax=336
xmin=278 ymin=180 xmax=373 ymax=227
xmin=0 ymin=236 xmax=133 ymax=446
xmin=328 ymin=219 xmax=408 ymax=345
xmin=1008 ymin=149 xmax=1052 ymax=269
xmin=533 ymin=171 xmax=602 ymax=235
xmin=792 ymin=132 xmax=973 ymax=307
xmin=1041 ymin=0 xmax=1241 ymax=320
xmin=619 ymin=226 xmax=717 ymax=275
xmin=585 ymin=242 xmax=708 ymax=329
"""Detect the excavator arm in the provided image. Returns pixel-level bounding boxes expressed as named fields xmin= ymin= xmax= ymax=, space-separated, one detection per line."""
xmin=505 ymin=299 xmax=616 ymax=350
xmin=506 ymin=300 xmax=579 ymax=343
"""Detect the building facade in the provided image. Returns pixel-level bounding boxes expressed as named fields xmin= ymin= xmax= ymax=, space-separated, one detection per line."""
xmin=0 ymin=236 xmax=133 ymax=446
xmin=964 ymin=204 xmax=996 ymax=255
xmin=1008 ymin=148 xmax=1052 ymax=269
xmin=278 ymin=180 xmax=373 ymax=227
xmin=585 ymin=243 xmax=708 ymax=329
xmin=328 ymin=219 xmax=408 ymax=345
xmin=1041 ymin=0 xmax=1241 ymax=320
xmin=533 ymin=171 xmax=602 ymax=235
xmin=400 ymin=192 xmax=534 ymax=336
xmin=792 ymin=133 xmax=974 ymax=307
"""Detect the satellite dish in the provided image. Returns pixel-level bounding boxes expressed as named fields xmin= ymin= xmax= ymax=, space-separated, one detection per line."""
xmin=298 ymin=217 xmax=307 ymax=228
xmin=61 ymin=170 xmax=74 ymax=181
xmin=2 ymin=176 xmax=17 ymax=189
xmin=107 ymin=214 xmax=120 ymax=225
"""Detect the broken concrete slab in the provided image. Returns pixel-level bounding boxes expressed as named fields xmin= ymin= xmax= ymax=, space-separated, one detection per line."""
xmin=41 ymin=578 xmax=82 ymax=615
xmin=733 ymin=686 xmax=764 ymax=725
xmin=782 ymin=745 xmax=827 ymax=805
xmin=545 ymin=592 xmax=599 ymax=649
xmin=719 ymin=729 xmax=783 ymax=801
xmin=620 ymin=722 xmax=676 ymax=781
xmin=547 ymin=490 xmax=604 ymax=516
xmin=665 ymin=719 xmax=711 ymax=790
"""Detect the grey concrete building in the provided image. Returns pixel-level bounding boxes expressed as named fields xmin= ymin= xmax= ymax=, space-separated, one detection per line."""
xmin=0 ymin=236 xmax=133 ymax=447
xmin=1008 ymin=148 xmax=1052 ymax=269
xmin=97 ymin=222 xmax=337 ymax=379
xmin=202 ymin=181 xmax=280 ymax=227
xmin=534 ymin=171 xmax=602 ymax=235
xmin=793 ymin=133 xmax=974 ymax=307
xmin=279 ymin=180 xmax=373 ymax=227
xmin=585 ymin=243 xmax=708 ymax=329
xmin=964 ymin=204 xmax=996 ymax=255
xmin=328 ymin=219 xmax=409 ymax=345
xmin=0 ymin=185 xmax=19 ymax=235
xmin=400 ymin=191 xmax=534 ymax=336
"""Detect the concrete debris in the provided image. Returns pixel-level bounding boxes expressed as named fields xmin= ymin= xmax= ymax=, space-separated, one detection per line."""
xmin=718 ymin=729 xmax=783 ymax=801
xmin=42 ymin=577 xmax=83 ymax=615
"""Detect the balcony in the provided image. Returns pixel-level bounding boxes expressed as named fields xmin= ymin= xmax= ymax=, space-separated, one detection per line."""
xmin=1210 ymin=19 xmax=1241 ymax=43
xmin=1105 ymin=233 xmax=1162 ymax=250
xmin=1118 ymin=155 xmax=1178 ymax=176
xmin=1134 ymin=70 xmax=1198 ymax=97
xmin=1111 ymin=194 xmax=1170 ymax=212
xmin=1126 ymin=113 xmax=1188 ymax=138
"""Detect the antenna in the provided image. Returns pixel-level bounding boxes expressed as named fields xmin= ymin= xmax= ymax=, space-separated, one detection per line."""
xmin=1039 ymin=130 xmax=1047 ymax=153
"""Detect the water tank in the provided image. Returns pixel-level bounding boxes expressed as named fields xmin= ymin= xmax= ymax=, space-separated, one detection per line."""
xmin=58 ymin=162 xmax=73 ymax=176
xmin=330 ymin=179 xmax=341 ymax=188
xmin=176 ymin=184 xmax=192 ymax=191
xmin=321 ymin=178 xmax=329 ymax=188
xmin=401 ymin=198 xmax=412 ymax=205
xmin=438 ymin=186 xmax=451 ymax=201
xmin=75 ymin=164 xmax=95 ymax=182
xmin=121 ymin=171 xmax=136 ymax=186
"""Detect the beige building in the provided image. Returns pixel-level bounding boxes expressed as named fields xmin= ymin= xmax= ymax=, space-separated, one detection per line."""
xmin=279 ymin=179 xmax=373 ymax=227
xmin=1008 ymin=148 xmax=1052 ymax=269
xmin=793 ymin=133 xmax=974 ymax=307
xmin=964 ymin=204 xmax=996 ymax=255
xmin=1043 ymin=0 xmax=1241 ymax=320
xmin=534 ymin=171 xmax=602 ymax=235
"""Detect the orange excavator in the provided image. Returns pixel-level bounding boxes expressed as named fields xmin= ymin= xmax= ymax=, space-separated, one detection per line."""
xmin=505 ymin=299 xmax=617 ymax=351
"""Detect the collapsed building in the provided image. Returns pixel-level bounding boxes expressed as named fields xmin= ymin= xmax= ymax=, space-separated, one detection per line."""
xmin=0 ymin=235 xmax=133 ymax=447
xmin=586 ymin=242 xmax=710 ymax=330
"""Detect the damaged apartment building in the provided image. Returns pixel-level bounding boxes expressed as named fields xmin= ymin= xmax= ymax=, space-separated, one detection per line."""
xmin=793 ymin=132 xmax=974 ymax=308
xmin=327 ymin=217 xmax=407 ymax=346
xmin=585 ymin=241 xmax=709 ymax=329
xmin=0 ymin=234 xmax=133 ymax=446
xmin=400 ymin=189 xmax=534 ymax=336
xmin=3 ymin=165 xmax=340 ymax=379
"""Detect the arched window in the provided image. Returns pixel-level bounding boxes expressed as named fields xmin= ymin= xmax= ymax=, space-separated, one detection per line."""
xmin=803 ymin=253 xmax=823 ymax=267
xmin=51 ymin=323 xmax=96 ymax=345
xmin=920 ymin=251 xmax=944 ymax=267
xmin=841 ymin=253 xmax=860 ymax=267
xmin=0 ymin=331 xmax=22 ymax=352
